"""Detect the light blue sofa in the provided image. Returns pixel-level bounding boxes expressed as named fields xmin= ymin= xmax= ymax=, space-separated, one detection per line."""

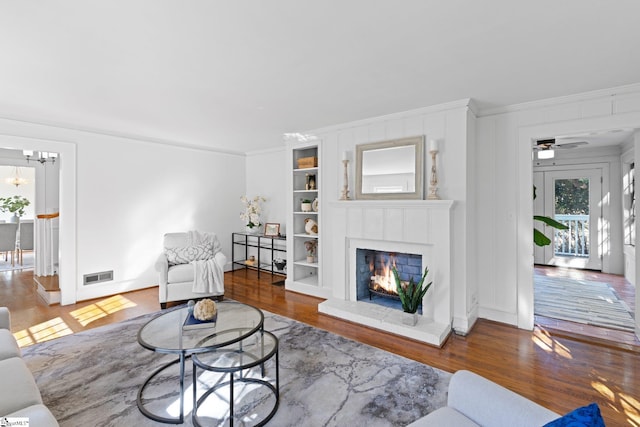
xmin=408 ymin=370 xmax=560 ymax=427
xmin=0 ymin=307 xmax=59 ymax=426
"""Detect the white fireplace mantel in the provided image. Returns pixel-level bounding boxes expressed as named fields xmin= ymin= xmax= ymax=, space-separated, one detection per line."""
xmin=319 ymin=199 xmax=454 ymax=347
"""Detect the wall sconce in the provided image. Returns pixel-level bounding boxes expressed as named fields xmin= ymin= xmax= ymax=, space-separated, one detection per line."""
xmin=24 ymin=150 xmax=58 ymax=164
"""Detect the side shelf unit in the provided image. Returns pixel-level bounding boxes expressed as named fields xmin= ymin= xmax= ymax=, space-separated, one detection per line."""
xmin=288 ymin=144 xmax=320 ymax=290
xmin=231 ymin=232 xmax=287 ymax=282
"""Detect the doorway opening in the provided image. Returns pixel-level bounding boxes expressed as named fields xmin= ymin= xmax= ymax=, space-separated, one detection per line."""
xmin=532 ymin=130 xmax=638 ymax=346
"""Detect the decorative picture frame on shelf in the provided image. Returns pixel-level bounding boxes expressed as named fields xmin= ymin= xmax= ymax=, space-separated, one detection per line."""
xmin=264 ymin=223 xmax=280 ymax=237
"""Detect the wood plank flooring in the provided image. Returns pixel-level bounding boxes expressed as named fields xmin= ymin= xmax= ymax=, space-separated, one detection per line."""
xmin=2 ymin=268 xmax=639 ymax=426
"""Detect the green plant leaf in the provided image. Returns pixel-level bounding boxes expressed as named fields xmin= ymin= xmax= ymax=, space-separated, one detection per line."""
xmin=534 ymin=215 xmax=568 ymax=230
xmin=534 ymin=228 xmax=551 ymax=246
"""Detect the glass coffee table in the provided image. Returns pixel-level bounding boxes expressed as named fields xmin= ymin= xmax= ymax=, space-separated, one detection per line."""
xmin=137 ymin=301 xmax=264 ymax=424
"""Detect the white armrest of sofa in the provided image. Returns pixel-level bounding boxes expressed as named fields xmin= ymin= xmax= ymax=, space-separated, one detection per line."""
xmin=155 ymin=252 xmax=169 ymax=286
xmin=408 ymin=370 xmax=559 ymax=427
xmin=0 ymin=307 xmax=10 ymax=330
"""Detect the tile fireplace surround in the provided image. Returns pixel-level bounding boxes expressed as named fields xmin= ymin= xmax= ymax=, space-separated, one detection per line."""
xmin=319 ymin=200 xmax=454 ymax=347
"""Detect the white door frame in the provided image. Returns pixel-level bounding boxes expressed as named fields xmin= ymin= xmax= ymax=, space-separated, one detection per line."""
xmin=517 ymin=116 xmax=636 ymax=338
xmin=0 ymin=133 xmax=77 ymax=305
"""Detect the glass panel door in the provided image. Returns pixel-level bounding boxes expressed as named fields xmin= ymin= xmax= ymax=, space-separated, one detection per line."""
xmin=542 ymin=169 xmax=602 ymax=270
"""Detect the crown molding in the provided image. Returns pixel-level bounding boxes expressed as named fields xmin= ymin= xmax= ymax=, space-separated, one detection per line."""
xmin=477 ymin=82 xmax=640 ymax=118
xmin=0 ymin=114 xmax=245 ymax=157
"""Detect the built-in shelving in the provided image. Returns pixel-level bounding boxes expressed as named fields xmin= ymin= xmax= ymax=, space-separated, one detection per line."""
xmin=287 ymin=143 xmax=322 ymax=295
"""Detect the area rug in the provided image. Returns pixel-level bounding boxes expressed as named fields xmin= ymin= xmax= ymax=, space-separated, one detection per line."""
xmin=21 ymin=308 xmax=450 ymax=426
xmin=534 ymin=276 xmax=635 ymax=333
xmin=0 ymin=251 xmax=33 ymax=272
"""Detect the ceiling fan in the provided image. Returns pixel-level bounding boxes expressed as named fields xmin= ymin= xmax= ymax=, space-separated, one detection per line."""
xmin=533 ymin=138 xmax=588 ymax=151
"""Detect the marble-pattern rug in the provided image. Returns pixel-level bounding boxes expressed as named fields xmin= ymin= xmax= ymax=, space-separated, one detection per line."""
xmin=21 ymin=308 xmax=450 ymax=426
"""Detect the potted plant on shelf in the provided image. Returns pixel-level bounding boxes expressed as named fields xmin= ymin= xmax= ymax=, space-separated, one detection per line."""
xmin=0 ymin=195 xmax=30 ymax=223
xmin=304 ymin=240 xmax=317 ymax=263
xmin=300 ymin=199 xmax=312 ymax=212
xmin=392 ymin=266 xmax=432 ymax=326
xmin=240 ymin=195 xmax=266 ymax=233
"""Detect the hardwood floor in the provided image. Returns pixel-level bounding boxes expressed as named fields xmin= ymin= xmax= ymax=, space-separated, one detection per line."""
xmin=3 ymin=268 xmax=639 ymax=426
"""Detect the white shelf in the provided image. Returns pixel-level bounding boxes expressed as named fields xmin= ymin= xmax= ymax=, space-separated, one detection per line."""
xmin=294 ymin=211 xmax=318 ymax=215
xmin=293 ymin=189 xmax=319 ymax=193
xmin=293 ymin=167 xmax=318 ymax=173
xmin=294 ymin=260 xmax=318 ymax=268
xmin=293 ymin=233 xmax=318 ymax=239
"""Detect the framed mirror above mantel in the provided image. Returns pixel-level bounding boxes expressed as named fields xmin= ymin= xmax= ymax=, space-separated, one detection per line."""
xmin=355 ymin=136 xmax=424 ymax=200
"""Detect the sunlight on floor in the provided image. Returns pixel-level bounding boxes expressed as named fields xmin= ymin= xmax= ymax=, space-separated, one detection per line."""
xmin=591 ymin=374 xmax=640 ymax=427
xmin=70 ymin=295 xmax=137 ymax=326
xmin=532 ymin=327 xmax=573 ymax=359
xmin=13 ymin=317 xmax=73 ymax=347
xmin=13 ymin=295 xmax=138 ymax=347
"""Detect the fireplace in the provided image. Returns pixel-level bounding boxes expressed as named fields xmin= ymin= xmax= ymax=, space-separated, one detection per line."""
xmin=317 ymin=200 xmax=454 ymax=347
xmin=356 ymin=248 xmax=423 ymax=313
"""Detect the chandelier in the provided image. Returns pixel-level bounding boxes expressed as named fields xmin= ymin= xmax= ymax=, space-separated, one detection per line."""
xmin=6 ymin=166 xmax=27 ymax=187
xmin=23 ymin=150 xmax=57 ymax=164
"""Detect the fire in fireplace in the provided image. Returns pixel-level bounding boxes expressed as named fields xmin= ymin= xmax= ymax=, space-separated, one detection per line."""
xmin=356 ymin=248 xmax=423 ymax=311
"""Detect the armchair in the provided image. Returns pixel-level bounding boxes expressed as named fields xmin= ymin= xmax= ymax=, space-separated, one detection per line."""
xmin=156 ymin=231 xmax=227 ymax=309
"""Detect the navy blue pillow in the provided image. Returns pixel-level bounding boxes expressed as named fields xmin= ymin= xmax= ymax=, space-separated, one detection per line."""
xmin=543 ymin=403 xmax=605 ymax=427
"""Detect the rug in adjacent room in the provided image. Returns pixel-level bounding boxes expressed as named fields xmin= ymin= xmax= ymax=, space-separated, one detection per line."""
xmin=22 ymin=308 xmax=450 ymax=426
xmin=534 ymin=275 xmax=635 ymax=332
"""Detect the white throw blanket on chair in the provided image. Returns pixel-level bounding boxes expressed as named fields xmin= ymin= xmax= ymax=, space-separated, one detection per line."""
xmin=188 ymin=230 xmax=224 ymax=294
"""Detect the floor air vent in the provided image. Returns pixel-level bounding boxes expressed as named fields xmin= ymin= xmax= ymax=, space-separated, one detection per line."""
xmin=83 ymin=270 xmax=113 ymax=285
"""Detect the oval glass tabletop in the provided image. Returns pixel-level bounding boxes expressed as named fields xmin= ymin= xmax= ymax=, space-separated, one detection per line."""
xmin=137 ymin=301 xmax=264 ymax=354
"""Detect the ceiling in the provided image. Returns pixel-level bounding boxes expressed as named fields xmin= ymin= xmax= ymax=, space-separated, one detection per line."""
xmin=1 ymin=1 xmax=640 ymax=154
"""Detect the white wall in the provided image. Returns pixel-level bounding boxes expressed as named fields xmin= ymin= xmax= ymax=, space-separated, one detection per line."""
xmin=476 ymin=83 xmax=640 ymax=329
xmin=0 ymin=117 xmax=245 ymax=305
xmin=245 ymin=147 xmax=288 ymax=235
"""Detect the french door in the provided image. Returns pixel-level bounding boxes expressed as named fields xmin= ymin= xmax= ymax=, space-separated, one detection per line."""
xmin=533 ymin=169 xmax=602 ymax=270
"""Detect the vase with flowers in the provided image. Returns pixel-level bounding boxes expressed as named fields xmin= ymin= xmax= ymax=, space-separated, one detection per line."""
xmin=240 ymin=195 xmax=266 ymax=233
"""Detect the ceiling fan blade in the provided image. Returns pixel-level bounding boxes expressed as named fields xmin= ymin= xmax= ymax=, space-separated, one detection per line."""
xmin=555 ymin=141 xmax=588 ymax=149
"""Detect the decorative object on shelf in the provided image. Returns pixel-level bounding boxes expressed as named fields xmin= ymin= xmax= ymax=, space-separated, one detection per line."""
xmin=0 ymin=195 xmax=30 ymax=223
xmin=297 ymin=156 xmax=318 ymax=169
xmin=392 ymin=265 xmax=432 ymax=326
xmin=304 ymin=240 xmax=317 ymax=263
xmin=264 ymin=223 xmax=280 ymax=237
xmin=23 ymin=150 xmax=58 ymax=164
xmin=300 ymin=199 xmax=312 ymax=212
xmin=305 ymin=174 xmax=316 ymax=190
xmin=427 ymin=139 xmax=440 ymax=200
xmin=304 ymin=218 xmax=318 ymax=235
xmin=5 ymin=166 xmax=28 ymax=187
xmin=340 ymin=151 xmax=351 ymax=200
xmin=312 ymin=197 xmax=319 ymax=212
xmin=240 ymin=195 xmax=266 ymax=232
xmin=273 ymin=258 xmax=287 ymax=271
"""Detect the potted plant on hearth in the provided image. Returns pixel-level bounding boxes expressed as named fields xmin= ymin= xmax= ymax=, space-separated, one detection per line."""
xmin=392 ymin=266 xmax=432 ymax=326
xmin=0 ymin=195 xmax=30 ymax=223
